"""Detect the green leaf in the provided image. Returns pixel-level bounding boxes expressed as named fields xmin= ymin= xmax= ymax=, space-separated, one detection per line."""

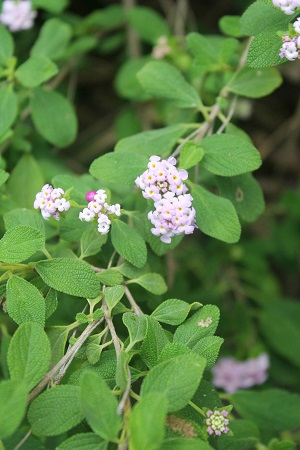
xmin=219 ymin=16 xmax=243 ymax=38
xmin=231 ymin=389 xmax=300 ymax=432
xmin=35 ymin=258 xmax=100 ymax=298
xmin=90 ymin=151 xmax=148 ymax=186
xmin=31 ymin=18 xmax=72 ymax=60
xmin=115 ymin=56 xmax=152 ymax=101
xmin=127 ymin=273 xmax=167 ymax=295
xmin=115 ymin=124 xmax=188 ymax=158
xmin=268 ymin=439 xmax=296 ymax=450
xmin=80 ymin=371 xmax=121 ymax=441
xmin=123 ymin=312 xmax=148 ymax=350
xmin=0 ymin=24 xmax=14 ymax=66
xmin=259 ymin=299 xmax=300 ymax=367
xmin=173 ymin=305 xmax=220 ymax=348
xmin=6 ymin=276 xmax=45 ymax=326
xmin=216 ymin=173 xmax=265 ymax=222
xmin=30 ymin=88 xmax=77 ymax=147
xmin=104 ymin=285 xmax=125 ymax=310
xmin=141 ymin=353 xmax=206 ymax=412
xmin=227 ymin=67 xmax=282 ymax=98
xmin=129 ymin=393 xmax=168 ymax=450
xmin=0 ymin=85 xmax=18 ymax=136
xmin=0 ymin=379 xmax=28 ymax=440
xmin=47 ymin=326 xmax=69 ymax=366
xmin=247 ymin=30 xmax=284 ymax=68
xmin=137 ymin=61 xmax=202 ymax=108
xmin=7 ymin=322 xmax=51 ymax=391
xmin=28 ymin=385 xmax=84 ymax=436
xmin=97 ymin=269 xmax=123 ymax=286
xmin=140 ymin=316 xmax=169 ymax=367
xmin=218 ymin=420 xmax=260 ymax=450
xmin=57 ymin=433 xmax=107 ymax=450
xmin=0 ymin=225 xmax=44 ymax=263
xmin=160 ymin=439 xmax=213 ymax=450
xmin=32 ymin=0 xmax=68 ymax=13
xmin=158 ymin=342 xmax=190 ymax=364
xmin=179 ymin=142 xmax=204 ymax=170
xmin=15 ymin=56 xmax=58 ymax=88
xmin=7 ymin=154 xmax=44 ymax=209
xmin=201 ymin=134 xmax=262 ymax=176
xmin=111 ymin=220 xmax=147 ymax=268
xmin=192 ymin=336 xmax=224 ymax=370
xmin=152 ymin=299 xmax=201 ymax=326
xmin=4 ymin=208 xmax=45 ymax=234
xmin=191 ymin=183 xmax=241 ymax=243
xmin=0 ymin=169 xmax=9 ymax=187
xmin=240 ymin=0 xmax=296 ymax=36
xmin=126 ymin=7 xmax=170 ymax=44
xmin=80 ymin=228 xmax=107 ymax=259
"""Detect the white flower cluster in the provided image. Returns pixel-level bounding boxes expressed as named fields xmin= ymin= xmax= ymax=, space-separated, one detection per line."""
xmin=273 ymin=0 xmax=300 ymax=14
xmin=79 ymin=190 xmax=121 ymax=235
xmin=152 ymin=36 xmax=171 ymax=60
xmin=34 ymin=184 xmax=70 ymax=220
xmin=0 ymin=0 xmax=37 ymax=32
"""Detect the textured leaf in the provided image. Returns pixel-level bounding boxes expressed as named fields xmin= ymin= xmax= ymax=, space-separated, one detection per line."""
xmin=47 ymin=326 xmax=69 ymax=366
xmin=216 ymin=173 xmax=265 ymax=222
xmin=104 ymin=285 xmax=125 ymax=310
xmin=0 ymin=24 xmax=14 ymax=66
xmin=201 ymin=134 xmax=262 ymax=176
xmin=192 ymin=336 xmax=224 ymax=370
xmin=160 ymin=439 xmax=213 ymax=450
xmin=4 ymin=208 xmax=45 ymax=234
xmin=174 ymin=305 xmax=220 ymax=348
xmin=115 ymin=124 xmax=188 ymax=158
xmin=247 ymin=31 xmax=284 ymax=68
xmin=227 ymin=67 xmax=282 ymax=98
xmin=6 ymin=276 xmax=45 ymax=326
xmin=32 ymin=0 xmax=68 ymax=13
xmin=0 ymin=225 xmax=44 ymax=263
xmin=158 ymin=343 xmax=190 ymax=364
xmin=0 ymin=85 xmax=18 ymax=136
xmin=218 ymin=420 xmax=260 ymax=450
xmin=31 ymin=18 xmax=72 ymax=60
xmin=15 ymin=55 xmax=58 ymax=88
xmin=8 ymin=322 xmax=51 ymax=391
xmin=7 ymin=154 xmax=44 ymax=209
xmin=141 ymin=353 xmax=206 ymax=412
xmin=231 ymin=389 xmax=300 ymax=432
xmin=115 ymin=56 xmax=151 ymax=101
xmin=90 ymin=151 xmax=148 ymax=186
xmin=127 ymin=273 xmax=167 ymax=295
xmin=191 ymin=183 xmax=241 ymax=243
xmin=80 ymin=228 xmax=107 ymax=259
xmin=137 ymin=61 xmax=202 ymax=108
xmin=152 ymin=299 xmax=201 ymax=326
xmin=31 ymin=88 xmax=77 ymax=147
xmin=80 ymin=371 xmax=121 ymax=441
xmin=123 ymin=312 xmax=148 ymax=350
xmin=28 ymin=385 xmax=84 ymax=436
xmin=219 ymin=16 xmax=243 ymax=38
xmin=111 ymin=220 xmax=147 ymax=268
xmin=0 ymin=379 xmax=28 ymax=440
xmin=57 ymin=433 xmax=107 ymax=450
xmin=35 ymin=258 xmax=100 ymax=298
xmin=97 ymin=269 xmax=123 ymax=286
xmin=127 ymin=7 xmax=169 ymax=44
xmin=179 ymin=142 xmax=204 ymax=170
xmin=140 ymin=316 xmax=169 ymax=367
xmin=129 ymin=393 xmax=168 ymax=450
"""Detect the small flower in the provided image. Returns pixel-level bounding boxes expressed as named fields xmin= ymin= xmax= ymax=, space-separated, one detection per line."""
xmin=85 ymin=190 xmax=97 ymax=202
xmin=152 ymin=36 xmax=171 ymax=60
xmin=0 ymin=0 xmax=37 ymax=32
xmin=198 ymin=317 xmax=212 ymax=328
xmin=206 ymin=409 xmax=230 ymax=436
xmin=34 ymin=184 xmax=70 ymax=221
xmin=272 ymin=0 xmax=300 ymax=14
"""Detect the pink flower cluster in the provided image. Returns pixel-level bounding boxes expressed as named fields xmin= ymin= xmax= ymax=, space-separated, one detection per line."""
xmin=211 ymin=354 xmax=270 ymax=394
xmin=206 ymin=409 xmax=229 ymax=436
xmin=272 ymin=0 xmax=300 ymax=14
xmin=34 ymin=184 xmax=70 ymax=220
xmin=79 ymin=190 xmax=121 ymax=235
xmin=135 ymin=156 xmax=196 ymax=244
xmin=280 ymin=34 xmax=300 ymax=60
xmin=152 ymin=36 xmax=171 ymax=60
xmin=0 ymin=0 xmax=37 ymax=32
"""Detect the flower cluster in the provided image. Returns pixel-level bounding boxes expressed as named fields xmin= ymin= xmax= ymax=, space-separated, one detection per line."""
xmin=152 ymin=36 xmax=171 ymax=60
xmin=135 ymin=155 xmax=196 ymax=244
xmin=211 ymin=354 xmax=270 ymax=394
xmin=79 ymin=190 xmax=121 ymax=235
xmin=34 ymin=184 xmax=70 ymax=220
xmin=206 ymin=409 xmax=230 ymax=436
xmin=279 ymin=34 xmax=300 ymax=60
xmin=272 ymin=0 xmax=300 ymax=15
xmin=0 ymin=0 xmax=37 ymax=32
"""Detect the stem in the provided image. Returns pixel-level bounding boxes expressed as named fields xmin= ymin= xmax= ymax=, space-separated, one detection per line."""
xmin=0 ymin=440 xmax=5 ymax=450
xmin=188 ymin=400 xmax=206 ymax=417
xmin=28 ymin=319 xmax=102 ymax=402
xmin=14 ymin=430 xmax=32 ymax=450
xmin=102 ymin=300 xmax=121 ymax=357
xmin=41 ymin=247 xmax=52 ymax=260
xmin=124 ymin=286 xmax=142 ymax=316
xmin=117 ymin=366 xmax=131 ymax=415
xmin=122 ymin=0 xmax=141 ymax=58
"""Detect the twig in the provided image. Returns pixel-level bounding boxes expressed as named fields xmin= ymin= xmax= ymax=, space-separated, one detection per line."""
xmin=14 ymin=430 xmax=32 ymax=450
xmin=174 ymin=0 xmax=188 ymax=37
xmin=216 ymin=95 xmax=238 ymax=135
xmin=124 ymin=286 xmax=142 ymax=316
xmin=117 ymin=366 xmax=132 ymax=415
xmin=28 ymin=319 xmax=102 ymax=403
xmin=122 ymin=0 xmax=141 ymax=58
xmin=102 ymin=300 xmax=121 ymax=357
